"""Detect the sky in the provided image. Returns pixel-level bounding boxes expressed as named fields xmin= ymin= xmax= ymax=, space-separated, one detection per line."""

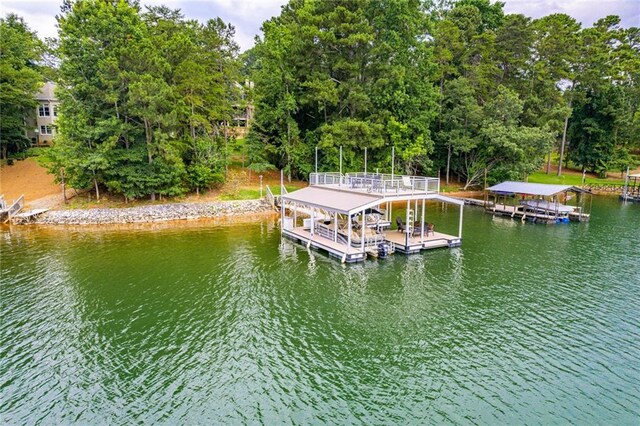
xmin=1 ymin=0 xmax=639 ymax=51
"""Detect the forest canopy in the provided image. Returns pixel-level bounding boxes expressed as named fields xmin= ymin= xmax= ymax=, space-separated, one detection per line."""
xmin=247 ymin=0 xmax=639 ymax=187
xmin=1 ymin=0 xmax=638 ymax=199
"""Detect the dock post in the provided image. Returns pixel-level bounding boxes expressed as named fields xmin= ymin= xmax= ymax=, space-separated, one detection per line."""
xmin=364 ymin=147 xmax=367 ymax=174
xmin=623 ymin=167 xmax=629 ymax=201
xmin=420 ymin=198 xmax=425 ymax=243
xmin=405 ymin=199 xmax=410 ymax=248
xmin=458 ymin=203 xmax=463 ymax=238
xmin=280 ymin=169 xmax=285 ymax=230
xmin=310 ymin=207 xmax=315 ymax=236
xmin=361 ymin=211 xmax=365 ymax=253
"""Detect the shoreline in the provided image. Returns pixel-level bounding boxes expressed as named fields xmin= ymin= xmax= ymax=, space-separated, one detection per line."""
xmin=8 ymin=188 xmax=620 ymax=227
xmin=13 ymin=199 xmax=275 ymax=226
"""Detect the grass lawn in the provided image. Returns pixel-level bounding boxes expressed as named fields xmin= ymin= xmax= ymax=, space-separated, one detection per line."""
xmin=528 ymin=171 xmax=626 ymax=186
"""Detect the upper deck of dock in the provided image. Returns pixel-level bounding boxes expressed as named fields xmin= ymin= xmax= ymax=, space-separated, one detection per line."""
xmin=309 ymin=172 xmax=441 ymax=199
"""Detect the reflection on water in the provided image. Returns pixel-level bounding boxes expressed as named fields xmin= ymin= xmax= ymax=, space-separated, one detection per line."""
xmin=1 ymin=197 xmax=639 ymax=424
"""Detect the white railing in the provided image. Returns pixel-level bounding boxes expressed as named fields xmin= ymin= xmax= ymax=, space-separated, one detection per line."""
xmin=265 ymin=185 xmax=276 ymax=208
xmin=309 ymin=172 xmax=440 ymax=194
xmin=3 ymin=194 xmax=24 ymax=223
xmin=310 ymin=172 xmax=344 ymax=186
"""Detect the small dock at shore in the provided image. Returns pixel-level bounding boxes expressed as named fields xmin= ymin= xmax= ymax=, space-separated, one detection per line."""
xmin=11 ymin=209 xmax=49 ymax=224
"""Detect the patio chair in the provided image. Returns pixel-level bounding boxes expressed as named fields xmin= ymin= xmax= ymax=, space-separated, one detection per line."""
xmin=395 ymin=216 xmax=405 ymax=233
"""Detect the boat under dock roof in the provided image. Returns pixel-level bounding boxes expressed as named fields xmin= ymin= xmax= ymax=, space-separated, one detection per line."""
xmin=487 ymin=181 xmax=587 ymax=196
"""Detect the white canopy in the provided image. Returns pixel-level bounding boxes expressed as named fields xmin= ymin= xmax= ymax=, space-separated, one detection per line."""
xmin=281 ymin=187 xmax=382 ymax=215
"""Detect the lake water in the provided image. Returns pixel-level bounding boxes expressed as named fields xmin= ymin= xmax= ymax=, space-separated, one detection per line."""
xmin=1 ymin=197 xmax=639 ymax=424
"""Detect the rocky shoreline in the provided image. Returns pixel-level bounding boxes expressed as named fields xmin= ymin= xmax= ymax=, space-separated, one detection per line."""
xmin=19 ymin=199 xmax=274 ymax=225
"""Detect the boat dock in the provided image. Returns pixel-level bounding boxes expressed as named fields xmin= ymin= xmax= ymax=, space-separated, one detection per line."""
xmin=280 ymin=172 xmax=464 ymax=262
xmin=11 ymin=209 xmax=49 ymax=224
xmin=486 ymin=182 xmax=591 ymax=223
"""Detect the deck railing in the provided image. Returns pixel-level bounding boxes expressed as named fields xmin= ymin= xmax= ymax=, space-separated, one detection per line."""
xmin=265 ymin=185 xmax=276 ymax=208
xmin=309 ymin=172 xmax=440 ymax=194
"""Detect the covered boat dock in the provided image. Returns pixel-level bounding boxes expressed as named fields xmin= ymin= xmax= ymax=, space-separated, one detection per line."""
xmin=486 ymin=181 xmax=591 ymax=223
xmin=280 ymin=172 xmax=464 ymax=262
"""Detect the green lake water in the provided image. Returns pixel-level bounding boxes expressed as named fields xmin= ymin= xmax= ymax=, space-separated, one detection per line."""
xmin=1 ymin=197 xmax=639 ymax=424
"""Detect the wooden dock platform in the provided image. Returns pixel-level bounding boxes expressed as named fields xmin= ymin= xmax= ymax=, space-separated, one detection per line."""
xmin=283 ymin=226 xmax=460 ymax=262
xmin=283 ymin=227 xmax=366 ymax=262
xmin=11 ymin=209 xmax=49 ymax=224
xmin=383 ymin=230 xmax=461 ymax=253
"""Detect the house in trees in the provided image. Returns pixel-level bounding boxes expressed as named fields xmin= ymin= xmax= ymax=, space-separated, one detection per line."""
xmin=228 ymin=80 xmax=254 ymax=138
xmin=25 ymin=81 xmax=59 ymax=146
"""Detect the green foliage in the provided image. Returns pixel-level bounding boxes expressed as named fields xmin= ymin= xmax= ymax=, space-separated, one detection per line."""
xmin=250 ymin=0 xmax=439 ymax=180
xmin=0 ymin=14 xmax=44 ymax=159
xmin=50 ymin=0 xmax=239 ymax=200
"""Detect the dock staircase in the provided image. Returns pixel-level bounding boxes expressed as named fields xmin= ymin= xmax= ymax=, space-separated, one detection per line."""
xmin=0 ymin=194 xmax=24 ymax=223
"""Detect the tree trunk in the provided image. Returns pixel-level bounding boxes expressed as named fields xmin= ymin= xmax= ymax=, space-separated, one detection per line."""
xmin=546 ymin=146 xmax=553 ymax=174
xmin=446 ymin=144 xmax=451 ymax=185
xmin=558 ymin=114 xmax=569 ymax=177
xmin=224 ymin=121 xmax=228 ymax=179
xmin=144 ymin=117 xmax=155 ymax=201
xmin=190 ymin=102 xmax=196 ymax=142
xmin=93 ymin=177 xmax=100 ymax=202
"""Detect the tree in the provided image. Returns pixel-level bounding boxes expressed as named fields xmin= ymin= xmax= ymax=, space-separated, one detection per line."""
xmin=250 ymin=0 xmax=439 ymax=179
xmin=50 ymin=0 xmax=238 ymax=200
xmin=0 ymin=14 xmax=43 ymax=159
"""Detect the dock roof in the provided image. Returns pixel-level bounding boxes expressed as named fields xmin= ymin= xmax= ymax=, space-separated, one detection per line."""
xmin=487 ymin=181 xmax=584 ymax=196
xmin=281 ymin=187 xmax=382 ymax=215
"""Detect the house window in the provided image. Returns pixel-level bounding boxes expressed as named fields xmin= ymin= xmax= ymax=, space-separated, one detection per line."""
xmin=38 ymin=104 xmax=50 ymax=117
xmin=53 ymin=105 xmax=59 ymax=117
xmin=40 ymin=125 xmax=53 ymax=135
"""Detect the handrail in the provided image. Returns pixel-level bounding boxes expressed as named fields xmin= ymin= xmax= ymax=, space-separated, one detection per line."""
xmin=309 ymin=172 xmax=440 ymax=194
xmin=4 ymin=194 xmax=24 ymax=223
xmin=265 ymin=185 xmax=275 ymax=208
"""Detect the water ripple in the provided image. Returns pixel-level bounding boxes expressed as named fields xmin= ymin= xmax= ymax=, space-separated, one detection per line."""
xmin=1 ymin=199 xmax=639 ymax=424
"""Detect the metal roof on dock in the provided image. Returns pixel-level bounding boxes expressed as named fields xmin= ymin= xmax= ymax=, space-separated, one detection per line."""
xmin=281 ymin=187 xmax=382 ymax=214
xmin=487 ymin=181 xmax=585 ymax=196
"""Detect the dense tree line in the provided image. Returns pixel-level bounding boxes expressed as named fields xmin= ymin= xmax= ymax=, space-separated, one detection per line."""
xmin=249 ymin=0 xmax=640 ymax=186
xmin=1 ymin=0 xmax=638 ymax=199
xmin=46 ymin=0 xmax=239 ymax=200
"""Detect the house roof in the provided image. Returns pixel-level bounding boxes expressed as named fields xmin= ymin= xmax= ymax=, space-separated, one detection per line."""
xmin=487 ymin=181 xmax=584 ymax=196
xmin=281 ymin=187 xmax=382 ymax=215
xmin=35 ymin=81 xmax=57 ymax=101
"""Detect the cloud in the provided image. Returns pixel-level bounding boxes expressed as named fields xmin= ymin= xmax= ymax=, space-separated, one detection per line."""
xmin=2 ymin=0 xmax=638 ymax=51
xmin=1 ymin=1 xmax=60 ymax=40
xmin=503 ymin=0 xmax=640 ymax=27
